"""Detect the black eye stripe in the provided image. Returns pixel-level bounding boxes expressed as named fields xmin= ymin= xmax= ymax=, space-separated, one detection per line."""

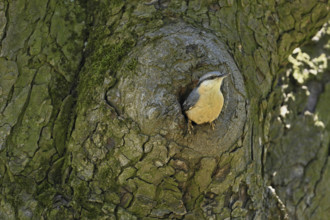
xmin=197 ymin=74 xmax=222 ymax=86
xmin=207 ymin=76 xmax=218 ymax=80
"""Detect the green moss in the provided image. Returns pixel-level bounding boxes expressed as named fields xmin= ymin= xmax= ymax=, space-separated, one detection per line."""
xmin=117 ymin=207 xmax=138 ymax=220
xmin=48 ymin=157 xmax=65 ymax=185
xmin=174 ymin=170 xmax=188 ymax=182
xmin=133 ymin=2 xmax=157 ymax=19
xmin=53 ymin=95 xmax=75 ymax=156
xmin=118 ymin=167 xmax=136 ymax=185
xmin=127 ymin=58 xmax=138 ymax=71
xmin=194 ymin=158 xmax=217 ymax=192
xmin=104 ymin=191 xmax=120 ymax=205
xmin=119 ymin=131 xmax=147 ymax=164
xmin=73 ymin=179 xmax=90 ymax=202
xmin=48 ymin=207 xmax=74 ymax=220
xmin=36 ymin=181 xmax=56 ymax=207
xmin=49 ymin=71 xmax=71 ymax=108
xmin=80 ymin=202 xmax=103 ymax=219
xmin=128 ymin=179 xmax=157 ymax=216
xmin=94 ymin=159 xmax=121 ymax=191
xmin=0 ymin=200 xmax=15 ymax=220
xmin=78 ymin=38 xmax=135 ymax=106
xmin=150 ymin=178 xmax=185 ymax=217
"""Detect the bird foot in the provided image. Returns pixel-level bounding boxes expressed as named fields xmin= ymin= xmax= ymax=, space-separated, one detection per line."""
xmin=210 ymin=121 xmax=216 ymax=130
xmin=188 ymin=120 xmax=194 ymax=134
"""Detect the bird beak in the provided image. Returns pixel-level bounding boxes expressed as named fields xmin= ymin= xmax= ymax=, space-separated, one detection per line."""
xmin=220 ymin=72 xmax=229 ymax=78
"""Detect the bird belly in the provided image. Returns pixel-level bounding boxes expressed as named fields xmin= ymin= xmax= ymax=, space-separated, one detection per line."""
xmin=186 ymin=92 xmax=224 ymax=125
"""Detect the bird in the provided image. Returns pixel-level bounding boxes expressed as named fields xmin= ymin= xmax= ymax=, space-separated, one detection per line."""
xmin=182 ymin=71 xmax=229 ymax=133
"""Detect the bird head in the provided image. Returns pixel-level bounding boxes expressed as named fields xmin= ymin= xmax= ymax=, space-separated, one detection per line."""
xmin=197 ymin=71 xmax=229 ymax=88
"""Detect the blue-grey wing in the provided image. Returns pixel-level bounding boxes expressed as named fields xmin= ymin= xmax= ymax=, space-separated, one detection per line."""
xmin=183 ymin=88 xmax=200 ymax=112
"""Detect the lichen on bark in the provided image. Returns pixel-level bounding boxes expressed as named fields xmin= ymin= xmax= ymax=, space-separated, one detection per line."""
xmin=266 ymin=22 xmax=330 ymax=219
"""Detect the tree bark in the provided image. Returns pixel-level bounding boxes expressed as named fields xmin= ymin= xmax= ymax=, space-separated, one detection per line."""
xmin=0 ymin=0 xmax=329 ymax=219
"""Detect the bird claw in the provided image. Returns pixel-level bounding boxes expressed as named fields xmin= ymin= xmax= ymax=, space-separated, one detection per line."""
xmin=210 ymin=121 xmax=216 ymax=130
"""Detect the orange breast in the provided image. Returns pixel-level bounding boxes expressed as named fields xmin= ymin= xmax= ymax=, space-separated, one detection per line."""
xmin=186 ymin=89 xmax=224 ymax=124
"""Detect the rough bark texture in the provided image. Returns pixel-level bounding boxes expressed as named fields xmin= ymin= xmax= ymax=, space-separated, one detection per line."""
xmin=0 ymin=0 xmax=329 ymax=219
xmin=266 ymin=22 xmax=330 ymax=220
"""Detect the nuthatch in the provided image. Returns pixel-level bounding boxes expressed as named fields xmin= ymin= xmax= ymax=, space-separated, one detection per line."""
xmin=183 ymin=71 xmax=229 ymax=133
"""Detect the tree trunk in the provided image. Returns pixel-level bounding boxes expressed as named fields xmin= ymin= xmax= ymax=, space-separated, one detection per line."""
xmin=0 ymin=0 xmax=329 ymax=219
